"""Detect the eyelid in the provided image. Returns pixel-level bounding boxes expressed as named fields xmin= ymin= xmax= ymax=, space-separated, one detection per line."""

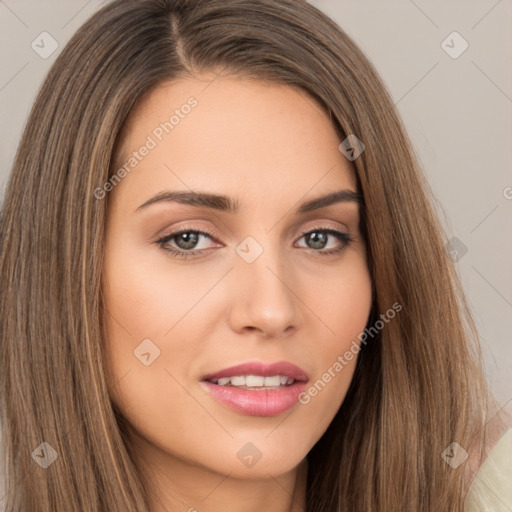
xmin=297 ymin=220 xmax=351 ymax=237
xmin=155 ymin=223 xmax=220 ymax=242
xmin=155 ymin=221 xmax=354 ymax=259
xmin=156 ymin=219 xmax=350 ymax=244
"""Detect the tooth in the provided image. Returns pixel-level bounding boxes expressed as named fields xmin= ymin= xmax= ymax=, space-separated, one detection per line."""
xmin=245 ymin=375 xmax=265 ymax=387
xmin=264 ymin=376 xmax=281 ymax=387
xmin=230 ymin=376 xmax=246 ymax=386
xmin=215 ymin=375 xmax=295 ymax=388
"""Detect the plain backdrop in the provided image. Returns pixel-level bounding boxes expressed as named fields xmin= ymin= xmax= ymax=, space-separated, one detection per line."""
xmin=0 ymin=0 xmax=511 ymax=496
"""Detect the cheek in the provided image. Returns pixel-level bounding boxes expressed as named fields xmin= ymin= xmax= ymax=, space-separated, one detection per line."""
xmin=101 ymin=249 xmax=220 ymax=466
xmin=102 ymin=239 xmax=220 ymax=340
xmin=299 ymin=249 xmax=373 ymax=357
xmin=291 ymin=257 xmax=372 ymax=437
xmin=101 ymin=242 xmax=210 ymax=404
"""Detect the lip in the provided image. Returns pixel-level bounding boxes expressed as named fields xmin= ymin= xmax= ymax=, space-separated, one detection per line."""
xmin=202 ymin=360 xmax=309 ymax=382
xmin=201 ymin=361 xmax=309 ymax=417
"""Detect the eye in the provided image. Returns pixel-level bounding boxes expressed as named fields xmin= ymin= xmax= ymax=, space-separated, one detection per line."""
xmin=155 ymin=225 xmax=354 ymax=259
xmin=295 ymin=227 xmax=354 ymax=256
xmin=156 ymin=226 xmax=220 ymax=259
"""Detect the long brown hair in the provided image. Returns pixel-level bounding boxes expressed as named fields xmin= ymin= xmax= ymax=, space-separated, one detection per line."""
xmin=0 ymin=0 xmax=490 ymax=510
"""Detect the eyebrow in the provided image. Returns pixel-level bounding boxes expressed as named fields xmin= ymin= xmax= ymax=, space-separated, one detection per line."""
xmin=135 ymin=189 xmax=361 ymax=214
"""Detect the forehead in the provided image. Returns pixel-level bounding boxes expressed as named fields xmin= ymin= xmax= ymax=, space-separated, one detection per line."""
xmin=110 ymin=73 xmax=357 ymax=211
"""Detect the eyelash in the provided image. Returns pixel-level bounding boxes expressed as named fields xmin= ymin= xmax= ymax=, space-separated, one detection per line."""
xmin=155 ymin=225 xmax=355 ymax=260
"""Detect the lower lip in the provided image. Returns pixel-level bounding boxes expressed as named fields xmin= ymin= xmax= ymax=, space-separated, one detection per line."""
xmin=201 ymin=381 xmax=308 ymax=417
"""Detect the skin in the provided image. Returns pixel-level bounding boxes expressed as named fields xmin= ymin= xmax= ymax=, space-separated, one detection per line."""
xmin=102 ymin=71 xmax=373 ymax=512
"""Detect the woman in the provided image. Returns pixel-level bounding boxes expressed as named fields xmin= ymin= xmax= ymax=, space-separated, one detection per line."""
xmin=0 ymin=0 xmax=508 ymax=510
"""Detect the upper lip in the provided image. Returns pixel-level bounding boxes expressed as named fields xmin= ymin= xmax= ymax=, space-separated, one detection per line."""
xmin=202 ymin=361 xmax=309 ymax=382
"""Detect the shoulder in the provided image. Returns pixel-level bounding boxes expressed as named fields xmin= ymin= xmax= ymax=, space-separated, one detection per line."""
xmin=464 ymin=406 xmax=512 ymax=511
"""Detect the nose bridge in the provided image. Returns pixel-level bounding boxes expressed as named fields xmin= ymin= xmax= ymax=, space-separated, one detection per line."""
xmin=229 ymin=232 xmax=302 ymax=336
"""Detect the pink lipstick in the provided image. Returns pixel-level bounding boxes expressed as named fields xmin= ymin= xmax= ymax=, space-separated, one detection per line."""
xmin=201 ymin=361 xmax=308 ymax=417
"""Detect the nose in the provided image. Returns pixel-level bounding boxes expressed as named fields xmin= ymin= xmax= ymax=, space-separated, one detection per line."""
xmin=227 ymin=243 xmax=303 ymax=340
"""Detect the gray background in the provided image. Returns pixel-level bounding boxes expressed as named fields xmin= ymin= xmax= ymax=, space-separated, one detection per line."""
xmin=0 ymin=0 xmax=510 ymax=416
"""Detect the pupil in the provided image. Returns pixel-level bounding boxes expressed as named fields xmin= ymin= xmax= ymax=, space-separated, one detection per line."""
xmin=174 ymin=231 xmax=329 ymax=251
xmin=308 ymin=232 xmax=327 ymax=249
xmin=176 ymin=232 xmax=199 ymax=250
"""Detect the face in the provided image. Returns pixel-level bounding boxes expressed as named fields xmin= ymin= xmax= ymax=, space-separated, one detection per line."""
xmin=102 ymin=72 xmax=372 ymax=485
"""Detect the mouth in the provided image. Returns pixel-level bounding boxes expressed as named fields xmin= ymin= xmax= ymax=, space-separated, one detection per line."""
xmin=200 ymin=361 xmax=309 ymax=417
